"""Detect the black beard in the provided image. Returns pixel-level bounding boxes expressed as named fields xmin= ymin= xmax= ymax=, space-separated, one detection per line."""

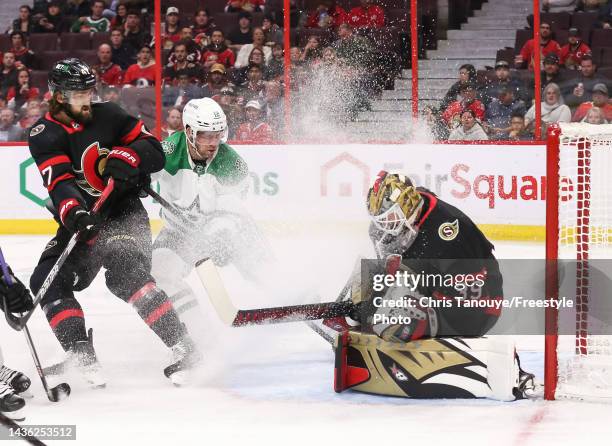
xmin=64 ymin=103 xmax=93 ymax=124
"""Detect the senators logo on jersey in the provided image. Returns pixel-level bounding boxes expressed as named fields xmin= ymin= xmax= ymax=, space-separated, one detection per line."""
xmin=75 ymin=142 xmax=110 ymax=196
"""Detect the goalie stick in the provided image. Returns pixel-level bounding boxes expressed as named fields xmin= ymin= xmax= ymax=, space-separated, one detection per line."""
xmin=145 ymin=186 xmax=359 ymax=328
xmin=0 ymin=249 xmax=71 ymax=403
xmin=3 ymin=179 xmax=115 ymax=331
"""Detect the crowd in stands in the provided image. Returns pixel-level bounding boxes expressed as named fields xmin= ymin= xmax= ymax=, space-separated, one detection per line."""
xmin=425 ymin=0 xmax=611 ymax=142
xmin=0 ymin=0 xmax=404 ymax=142
xmin=0 ymin=0 xmax=610 ymax=143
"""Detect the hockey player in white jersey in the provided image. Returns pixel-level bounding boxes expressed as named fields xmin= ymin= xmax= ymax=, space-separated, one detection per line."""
xmin=152 ymin=98 xmax=271 ymax=317
xmin=0 ymin=265 xmax=33 ymax=420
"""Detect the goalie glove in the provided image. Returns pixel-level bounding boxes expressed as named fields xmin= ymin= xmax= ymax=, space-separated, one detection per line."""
xmin=0 ymin=267 xmax=34 ymax=314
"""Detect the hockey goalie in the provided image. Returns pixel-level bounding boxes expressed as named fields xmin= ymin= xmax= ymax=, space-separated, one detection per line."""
xmin=331 ymin=171 xmax=537 ymax=401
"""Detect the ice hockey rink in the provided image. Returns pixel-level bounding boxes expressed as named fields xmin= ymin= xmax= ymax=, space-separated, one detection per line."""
xmin=1 ymin=232 xmax=612 ymax=446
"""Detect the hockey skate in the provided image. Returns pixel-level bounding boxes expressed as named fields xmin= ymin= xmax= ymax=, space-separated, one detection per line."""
xmin=43 ymin=329 xmax=106 ymax=389
xmin=0 ymin=365 xmax=32 ymax=399
xmin=514 ymin=367 xmax=542 ymax=400
xmin=164 ymin=335 xmax=202 ymax=387
xmin=0 ymin=381 xmax=25 ymax=421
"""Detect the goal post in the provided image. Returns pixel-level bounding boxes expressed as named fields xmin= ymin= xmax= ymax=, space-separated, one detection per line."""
xmin=545 ymin=122 xmax=612 ymax=401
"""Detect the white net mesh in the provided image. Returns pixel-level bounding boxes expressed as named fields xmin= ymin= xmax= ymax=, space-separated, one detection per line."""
xmin=555 ymin=123 xmax=612 ymax=401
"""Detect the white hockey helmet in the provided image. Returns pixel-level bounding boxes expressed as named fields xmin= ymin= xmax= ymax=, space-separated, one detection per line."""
xmin=182 ymin=97 xmax=228 ymax=145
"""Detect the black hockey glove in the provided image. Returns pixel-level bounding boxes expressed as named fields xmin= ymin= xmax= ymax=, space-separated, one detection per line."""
xmin=58 ymin=198 xmax=98 ymax=238
xmin=102 ymin=147 xmax=142 ymax=196
xmin=0 ymin=267 xmax=34 ymax=314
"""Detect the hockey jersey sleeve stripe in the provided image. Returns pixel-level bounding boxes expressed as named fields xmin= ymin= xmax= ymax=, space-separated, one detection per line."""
xmin=120 ymin=120 xmax=147 ymax=145
xmin=144 ymin=301 xmax=173 ymax=326
xmin=47 ymin=172 xmax=76 ymax=192
xmin=37 ymin=155 xmax=71 ymax=173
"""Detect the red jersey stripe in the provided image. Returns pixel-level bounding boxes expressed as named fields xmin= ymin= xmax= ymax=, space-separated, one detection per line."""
xmin=120 ymin=121 xmax=145 ymax=145
xmin=47 ymin=172 xmax=75 ymax=192
xmin=37 ymin=155 xmax=71 ymax=172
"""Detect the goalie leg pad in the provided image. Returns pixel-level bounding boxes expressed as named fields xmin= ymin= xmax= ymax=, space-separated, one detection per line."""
xmin=334 ymin=331 xmax=520 ymax=401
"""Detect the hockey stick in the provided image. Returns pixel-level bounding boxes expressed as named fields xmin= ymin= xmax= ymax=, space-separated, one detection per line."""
xmin=0 ymin=412 xmax=47 ymax=446
xmin=0 ymin=249 xmax=71 ymax=403
xmin=3 ymin=179 xmax=115 ymax=331
xmin=144 ymin=186 xmax=196 ymax=228
xmin=195 ymin=258 xmax=361 ymax=326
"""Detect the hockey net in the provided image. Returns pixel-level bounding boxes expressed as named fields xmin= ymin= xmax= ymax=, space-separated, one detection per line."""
xmin=545 ymin=122 xmax=612 ymax=401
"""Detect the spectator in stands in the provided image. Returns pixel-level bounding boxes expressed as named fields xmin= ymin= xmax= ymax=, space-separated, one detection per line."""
xmin=441 ymin=82 xmax=486 ymax=128
xmin=8 ymin=5 xmax=35 ymax=34
xmin=306 ymin=0 xmax=347 ymax=29
xmin=597 ymin=2 xmax=612 ymax=28
xmin=191 ymin=8 xmax=215 ymax=47
xmin=262 ymin=14 xmax=284 ymax=46
xmin=448 ymin=110 xmax=488 ymax=141
xmin=300 ymin=36 xmax=323 ymax=65
xmin=228 ymin=12 xmax=254 ymax=49
xmin=161 ymin=6 xmax=181 ymax=50
xmin=171 ymin=28 xmax=201 ymax=64
xmin=572 ymin=83 xmax=612 ymax=121
xmin=563 ymin=55 xmax=610 ymax=108
xmin=71 ymin=0 xmax=111 ymax=33
xmin=263 ymin=43 xmax=284 ymax=81
xmin=233 ymin=47 xmax=265 ymax=85
xmin=481 ymin=60 xmax=529 ymax=106
xmin=164 ymin=41 xmax=203 ymax=83
xmin=123 ymin=9 xmax=151 ymax=51
xmin=559 ymin=28 xmax=591 ymax=70
xmin=65 ymin=0 xmax=94 ymax=18
xmin=541 ymin=53 xmax=571 ymax=92
xmin=542 ymin=0 xmax=577 ymax=12
xmin=585 ymin=106 xmax=608 ymax=123
xmin=5 ymin=68 xmax=40 ymax=111
xmin=34 ymin=1 xmax=68 ymax=33
xmin=575 ymin=0 xmax=604 ymax=12
xmin=9 ymin=32 xmax=36 ymax=69
xmin=162 ymin=71 xmax=203 ymax=107
xmin=347 ymin=0 xmax=385 ymax=29
xmin=215 ymin=86 xmax=243 ymax=138
xmin=162 ymin=107 xmax=183 ymax=138
xmin=235 ymin=28 xmax=273 ymax=68
xmin=525 ymin=82 xmax=571 ymax=130
xmin=440 ymin=64 xmax=478 ymax=110
xmin=332 ymin=23 xmax=374 ymax=68
xmin=123 ymin=45 xmax=156 ymax=87
xmin=484 ymin=87 xmax=527 ymax=137
xmin=110 ymin=2 xmax=128 ymax=29
xmin=226 ymin=0 xmax=265 ymax=13
xmin=497 ymin=112 xmax=534 ymax=141
xmin=0 ymin=108 xmax=24 ymax=142
xmin=201 ymin=64 xmax=230 ymax=98
xmin=101 ymin=85 xmax=120 ymax=103
xmin=19 ymin=102 xmax=42 ymax=129
xmin=110 ymin=28 xmax=136 ymax=70
xmin=236 ymin=100 xmax=274 ymax=143
xmin=201 ymin=29 xmax=236 ymax=68
xmin=94 ymin=43 xmax=123 ymax=87
xmin=237 ymin=63 xmax=265 ymax=102
xmin=515 ymin=21 xmax=561 ymax=70
xmin=264 ymin=80 xmax=284 ymax=137
xmin=0 ymin=52 xmax=19 ymax=92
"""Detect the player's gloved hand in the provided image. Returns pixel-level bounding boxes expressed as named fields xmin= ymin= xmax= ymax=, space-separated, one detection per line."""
xmin=59 ymin=198 xmax=98 ymax=236
xmin=0 ymin=267 xmax=34 ymax=314
xmin=102 ymin=147 xmax=141 ymax=195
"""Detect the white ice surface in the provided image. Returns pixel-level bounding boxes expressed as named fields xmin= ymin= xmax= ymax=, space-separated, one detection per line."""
xmin=1 ymin=234 xmax=611 ymax=446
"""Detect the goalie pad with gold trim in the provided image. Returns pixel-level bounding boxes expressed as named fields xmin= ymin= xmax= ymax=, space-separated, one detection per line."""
xmin=334 ymin=331 xmax=523 ymax=401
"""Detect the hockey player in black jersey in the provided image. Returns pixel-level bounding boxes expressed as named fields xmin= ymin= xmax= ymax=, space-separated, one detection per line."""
xmin=365 ymin=170 xmax=503 ymax=341
xmin=26 ymin=59 xmax=200 ymax=387
xmin=331 ymin=171 xmax=537 ymax=400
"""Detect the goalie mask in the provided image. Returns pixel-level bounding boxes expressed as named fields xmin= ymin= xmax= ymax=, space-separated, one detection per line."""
xmin=182 ymin=98 xmax=228 ymax=160
xmin=367 ymin=171 xmax=424 ymax=240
